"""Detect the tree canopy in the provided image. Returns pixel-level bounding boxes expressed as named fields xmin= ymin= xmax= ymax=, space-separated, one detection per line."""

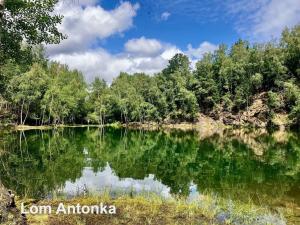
xmin=0 ymin=4 xmax=299 ymax=128
xmin=0 ymin=0 xmax=64 ymax=64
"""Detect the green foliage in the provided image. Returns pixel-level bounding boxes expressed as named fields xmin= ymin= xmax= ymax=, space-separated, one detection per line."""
xmin=1 ymin=127 xmax=300 ymax=206
xmin=250 ymin=73 xmax=263 ymax=90
xmin=0 ymin=0 xmax=65 ymax=64
xmin=194 ymin=53 xmax=220 ymax=111
xmin=283 ymin=80 xmax=300 ymax=124
xmin=0 ymin=60 xmax=22 ymax=96
xmin=8 ymin=63 xmax=48 ymax=124
xmin=267 ymin=91 xmax=284 ymax=111
xmin=86 ymin=78 xmax=111 ymax=124
xmin=281 ymin=25 xmax=300 ymax=78
xmin=162 ymin=53 xmax=190 ymax=74
xmin=106 ymin=73 xmax=168 ymax=123
xmin=42 ymin=63 xmax=87 ymax=124
xmin=1 ymin=23 xmax=300 ymax=126
xmin=158 ymin=54 xmax=198 ymax=121
xmin=290 ymin=99 xmax=300 ymax=125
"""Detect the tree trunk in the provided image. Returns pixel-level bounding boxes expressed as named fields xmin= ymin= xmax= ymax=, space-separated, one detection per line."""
xmin=49 ymin=94 xmax=54 ymax=124
xmin=20 ymin=99 xmax=24 ymax=125
xmin=23 ymin=105 xmax=29 ymax=125
xmin=41 ymin=108 xmax=45 ymax=125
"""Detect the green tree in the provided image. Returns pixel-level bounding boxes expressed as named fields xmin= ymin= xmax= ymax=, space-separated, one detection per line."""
xmin=281 ymin=25 xmax=300 ymax=79
xmin=131 ymin=74 xmax=167 ymax=122
xmin=86 ymin=78 xmax=110 ymax=125
xmin=0 ymin=0 xmax=65 ymax=64
xmin=8 ymin=63 xmax=48 ymax=124
xmin=159 ymin=54 xmax=198 ymax=121
xmin=283 ymin=80 xmax=300 ymax=125
xmin=42 ymin=63 xmax=87 ymax=124
xmin=194 ymin=53 xmax=220 ymax=112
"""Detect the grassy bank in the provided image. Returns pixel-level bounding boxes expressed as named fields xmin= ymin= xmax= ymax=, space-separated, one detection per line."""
xmin=14 ymin=192 xmax=286 ymax=225
xmin=25 ymin=195 xmax=210 ymax=225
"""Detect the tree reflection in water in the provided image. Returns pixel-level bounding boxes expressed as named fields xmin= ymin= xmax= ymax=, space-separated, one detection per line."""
xmin=0 ymin=127 xmax=299 ymax=209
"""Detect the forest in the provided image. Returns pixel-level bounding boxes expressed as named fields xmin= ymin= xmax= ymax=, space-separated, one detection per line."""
xmin=0 ymin=0 xmax=300 ymax=126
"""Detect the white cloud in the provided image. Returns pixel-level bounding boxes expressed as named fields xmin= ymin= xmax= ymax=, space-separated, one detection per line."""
xmin=226 ymin=0 xmax=300 ymax=41
xmin=50 ymin=40 xmax=218 ymax=83
xmin=186 ymin=42 xmax=218 ymax=59
xmin=125 ymin=37 xmax=163 ymax=57
xmin=50 ymin=46 xmax=176 ymax=84
xmin=47 ymin=1 xmax=216 ymax=83
xmin=185 ymin=42 xmax=218 ymax=68
xmin=251 ymin=0 xmax=300 ymax=40
xmin=161 ymin=46 xmax=182 ymax=60
xmin=161 ymin=11 xmax=171 ymax=21
xmin=47 ymin=1 xmax=139 ymax=55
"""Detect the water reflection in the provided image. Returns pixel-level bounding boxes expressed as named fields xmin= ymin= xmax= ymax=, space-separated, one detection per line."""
xmin=61 ymin=164 xmax=172 ymax=199
xmin=0 ymin=127 xmax=299 ymax=210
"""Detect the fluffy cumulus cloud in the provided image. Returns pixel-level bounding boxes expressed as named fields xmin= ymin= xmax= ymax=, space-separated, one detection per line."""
xmin=50 ymin=38 xmax=217 ymax=83
xmin=47 ymin=1 xmax=217 ymax=83
xmin=50 ymin=39 xmax=182 ymax=83
xmin=124 ymin=37 xmax=164 ymax=57
xmin=47 ymin=1 xmax=140 ymax=55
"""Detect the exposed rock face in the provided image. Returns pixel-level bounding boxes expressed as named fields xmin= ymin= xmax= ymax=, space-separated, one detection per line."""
xmin=239 ymin=95 xmax=269 ymax=127
xmin=220 ymin=92 xmax=270 ymax=128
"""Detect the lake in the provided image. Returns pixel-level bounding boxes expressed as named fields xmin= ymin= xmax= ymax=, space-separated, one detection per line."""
xmin=0 ymin=127 xmax=299 ymax=222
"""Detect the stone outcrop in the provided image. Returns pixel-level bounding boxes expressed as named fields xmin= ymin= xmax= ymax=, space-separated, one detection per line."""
xmin=0 ymin=183 xmax=26 ymax=225
xmin=220 ymin=92 xmax=270 ymax=128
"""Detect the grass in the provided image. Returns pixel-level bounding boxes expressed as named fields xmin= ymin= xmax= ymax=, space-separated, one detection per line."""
xmin=24 ymin=195 xmax=212 ymax=225
xmin=17 ymin=191 xmax=286 ymax=225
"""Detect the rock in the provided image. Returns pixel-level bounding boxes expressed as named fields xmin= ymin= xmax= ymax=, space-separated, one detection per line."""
xmin=0 ymin=183 xmax=27 ymax=225
xmin=0 ymin=184 xmax=10 ymax=223
xmin=218 ymin=92 xmax=271 ymax=128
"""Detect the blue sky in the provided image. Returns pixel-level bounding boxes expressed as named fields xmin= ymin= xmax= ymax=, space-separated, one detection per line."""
xmin=99 ymin=0 xmax=238 ymax=53
xmin=47 ymin=0 xmax=300 ymax=83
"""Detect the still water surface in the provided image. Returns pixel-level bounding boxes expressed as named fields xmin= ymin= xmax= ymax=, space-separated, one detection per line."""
xmin=0 ymin=127 xmax=299 ymax=217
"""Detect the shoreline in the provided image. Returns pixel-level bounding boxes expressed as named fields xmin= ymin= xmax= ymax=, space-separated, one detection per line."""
xmin=14 ymin=124 xmax=105 ymax=131
xmin=11 ymin=114 xmax=227 ymax=132
xmin=7 ymin=110 xmax=291 ymax=132
xmin=1 ymin=190 xmax=287 ymax=225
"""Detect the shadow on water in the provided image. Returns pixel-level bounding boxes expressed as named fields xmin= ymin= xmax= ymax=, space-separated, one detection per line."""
xmin=0 ymin=127 xmax=300 ymax=219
